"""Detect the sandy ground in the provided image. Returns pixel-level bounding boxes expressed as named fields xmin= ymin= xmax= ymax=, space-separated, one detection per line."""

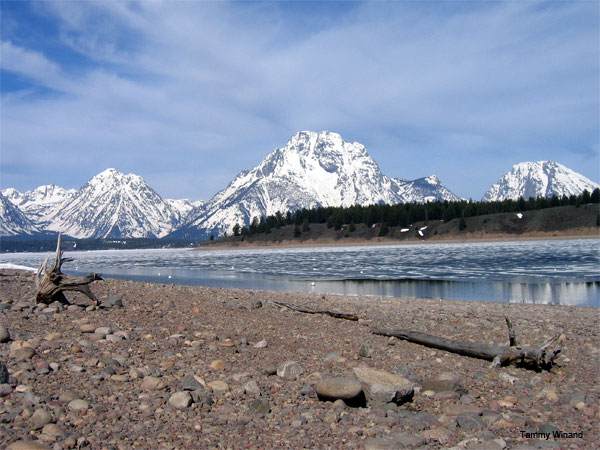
xmin=0 ymin=270 xmax=599 ymax=449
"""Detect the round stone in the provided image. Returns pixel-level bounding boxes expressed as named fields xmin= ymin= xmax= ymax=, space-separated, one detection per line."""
xmin=316 ymin=377 xmax=363 ymax=402
xmin=277 ymin=361 xmax=304 ymax=380
xmin=30 ymin=408 xmax=52 ymax=430
xmin=95 ymin=327 xmax=112 ymax=335
xmin=41 ymin=423 xmax=63 ymax=439
xmin=67 ymin=399 xmax=90 ymax=411
xmin=0 ymin=325 xmax=10 ymax=343
xmin=43 ymin=332 xmax=61 ymax=342
xmin=79 ymin=324 xmax=96 ymax=333
xmin=168 ymin=391 xmax=192 ymax=409
xmin=7 ymin=440 xmax=51 ymax=450
xmin=207 ymin=380 xmax=229 ymax=392
xmin=210 ymin=360 xmax=225 ymax=370
xmin=59 ymin=391 xmax=80 ymax=403
xmin=141 ymin=376 xmax=164 ymax=391
xmin=243 ymin=380 xmax=260 ymax=395
xmin=0 ymin=383 xmax=12 ymax=397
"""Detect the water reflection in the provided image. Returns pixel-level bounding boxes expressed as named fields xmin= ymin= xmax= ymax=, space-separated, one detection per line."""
xmin=72 ymin=266 xmax=599 ymax=307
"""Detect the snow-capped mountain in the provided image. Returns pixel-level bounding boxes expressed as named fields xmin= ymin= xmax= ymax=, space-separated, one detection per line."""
xmin=166 ymin=198 xmax=205 ymax=222
xmin=174 ymin=131 xmax=460 ymax=238
xmin=392 ymin=175 xmax=461 ymax=204
xmin=44 ymin=169 xmax=183 ymax=239
xmin=482 ymin=161 xmax=599 ymax=202
xmin=1 ymin=184 xmax=76 ymax=223
xmin=0 ymin=193 xmax=43 ymax=236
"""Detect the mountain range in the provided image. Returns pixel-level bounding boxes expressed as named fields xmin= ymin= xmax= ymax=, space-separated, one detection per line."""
xmin=1 ymin=131 xmax=598 ymax=239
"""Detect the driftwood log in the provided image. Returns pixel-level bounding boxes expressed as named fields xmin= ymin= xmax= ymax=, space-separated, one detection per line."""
xmin=35 ymin=233 xmax=103 ymax=305
xmin=270 ymin=300 xmax=359 ymax=321
xmin=372 ymin=321 xmax=562 ymax=371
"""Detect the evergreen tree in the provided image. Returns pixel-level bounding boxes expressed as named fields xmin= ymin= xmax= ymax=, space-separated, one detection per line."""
xmin=302 ymin=218 xmax=311 ymax=232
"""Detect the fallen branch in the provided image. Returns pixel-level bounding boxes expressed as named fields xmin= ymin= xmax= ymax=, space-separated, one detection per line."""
xmin=371 ymin=326 xmax=561 ymax=371
xmin=270 ymin=300 xmax=358 ymax=321
xmin=35 ymin=233 xmax=103 ymax=306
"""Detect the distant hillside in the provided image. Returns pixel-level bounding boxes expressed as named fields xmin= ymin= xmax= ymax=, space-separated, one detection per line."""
xmin=200 ymin=204 xmax=599 ymax=248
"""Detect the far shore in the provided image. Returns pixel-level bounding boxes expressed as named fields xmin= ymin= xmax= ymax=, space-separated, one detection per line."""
xmin=196 ymin=229 xmax=599 ymax=251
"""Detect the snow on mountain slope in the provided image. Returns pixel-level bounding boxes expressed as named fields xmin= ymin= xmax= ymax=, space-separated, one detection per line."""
xmin=0 ymin=193 xmax=43 ymax=236
xmin=166 ymin=198 xmax=205 ymax=222
xmin=482 ymin=161 xmax=599 ymax=202
xmin=44 ymin=169 xmax=182 ymax=239
xmin=176 ymin=131 xmax=459 ymax=237
xmin=2 ymin=185 xmax=76 ymax=223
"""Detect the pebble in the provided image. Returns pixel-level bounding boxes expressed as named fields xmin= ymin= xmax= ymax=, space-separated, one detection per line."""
xmin=30 ymin=408 xmax=53 ymax=429
xmin=243 ymin=380 xmax=260 ymax=395
xmin=358 ymin=343 xmax=372 ymax=358
xmin=363 ymin=431 xmax=426 ymax=449
xmin=253 ymin=340 xmax=268 ymax=348
xmin=40 ymin=423 xmax=63 ymax=439
xmin=0 ymin=383 xmax=12 ymax=396
xmin=210 ymin=359 xmax=225 ymax=370
xmin=181 ymin=374 xmax=205 ymax=391
xmin=250 ymin=398 xmax=270 ymax=414
xmin=43 ymin=332 xmax=61 ymax=341
xmin=169 ymin=391 xmax=192 ymax=409
xmin=59 ymin=391 xmax=80 ymax=403
xmin=7 ymin=440 xmax=51 ymax=450
xmin=141 ymin=376 xmax=164 ymax=391
xmin=79 ymin=324 xmax=96 ymax=333
xmin=0 ymin=361 xmax=8 ymax=383
xmin=0 ymin=325 xmax=10 ymax=342
xmin=67 ymin=399 xmax=90 ymax=411
xmin=456 ymin=412 xmax=485 ymax=431
xmin=104 ymin=296 xmax=123 ymax=308
xmin=207 ymin=380 xmax=229 ymax=392
xmin=277 ymin=361 xmax=304 ymax=380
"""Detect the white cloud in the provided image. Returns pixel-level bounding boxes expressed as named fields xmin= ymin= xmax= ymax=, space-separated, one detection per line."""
xmin=1 ymin=1 xmax=598 ymax=200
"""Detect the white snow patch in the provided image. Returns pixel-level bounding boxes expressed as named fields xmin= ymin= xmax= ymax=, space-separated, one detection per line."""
xmin=0 ymin=263 xmax=36 ymax=272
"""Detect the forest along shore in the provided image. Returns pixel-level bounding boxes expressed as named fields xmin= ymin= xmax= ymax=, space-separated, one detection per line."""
xmin=1 ymin=269 xmax=598 ymax=449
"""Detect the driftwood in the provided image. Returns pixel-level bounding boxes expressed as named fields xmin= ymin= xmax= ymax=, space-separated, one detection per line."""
xmin=35 ymin=233 xmax=103 ymax=305
xmin=372 ymin=320 xmax=562 ymax=371
xmin=270 ymin=300 xmax=359 ymax=321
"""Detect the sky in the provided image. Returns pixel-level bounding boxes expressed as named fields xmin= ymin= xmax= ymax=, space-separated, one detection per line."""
xmin=1 ymin=0 xmax=598 ymax=202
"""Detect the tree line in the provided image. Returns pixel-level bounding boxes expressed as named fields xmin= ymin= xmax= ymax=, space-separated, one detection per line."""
xmin=229 ymin=188 xmax=600 ymax=237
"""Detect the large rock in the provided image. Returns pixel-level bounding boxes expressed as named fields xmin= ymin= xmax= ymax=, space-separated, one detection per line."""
xmin=315 ymin=377 xmax=364 ymax=406
xmin=352 ymin=367 xmax=414 ymax=407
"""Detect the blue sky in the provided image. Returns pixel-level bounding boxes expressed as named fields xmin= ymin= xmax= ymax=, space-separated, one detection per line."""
xmin=1 ymin=1 xmax=598 ymax=201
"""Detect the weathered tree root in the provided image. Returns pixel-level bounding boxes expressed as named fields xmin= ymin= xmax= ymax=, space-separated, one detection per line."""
xmin=270 ymin=300 xmax=359 ymax=321
xmin=35 ymin=233 xmax=103 ymax=306
xmin=372 ymin=321 xmax=562 ymax=371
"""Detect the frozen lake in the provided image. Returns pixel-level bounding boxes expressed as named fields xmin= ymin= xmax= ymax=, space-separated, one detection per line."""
xmin=2 ymin=239 xmax=599 ymax=306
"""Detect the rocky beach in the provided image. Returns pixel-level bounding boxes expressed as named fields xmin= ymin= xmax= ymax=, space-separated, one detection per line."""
xmin=0 ymin=269 xmax=598 ymax=449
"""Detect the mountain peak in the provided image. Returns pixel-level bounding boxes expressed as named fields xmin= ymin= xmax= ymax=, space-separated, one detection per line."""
xmin=482 ymin=160 xmax=599 ymax=201
xmin=174 ymin=131 xmax=459 ymax=238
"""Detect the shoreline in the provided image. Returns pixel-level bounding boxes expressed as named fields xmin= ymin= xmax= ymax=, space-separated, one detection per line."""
xmin=197 ymin=231 xmax=599 ymax=251
xmin=0 ymin=269 xmax=598 ymax=448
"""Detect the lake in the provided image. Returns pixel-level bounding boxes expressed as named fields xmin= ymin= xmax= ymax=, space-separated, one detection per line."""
xmin=1 ymin=239 xmax=599 ymax=306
